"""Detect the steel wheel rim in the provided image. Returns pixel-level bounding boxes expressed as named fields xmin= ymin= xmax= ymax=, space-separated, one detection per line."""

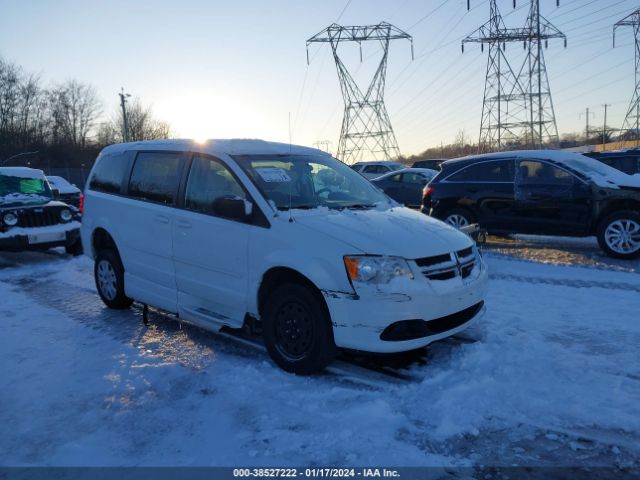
xmin=274 ymin=300 xmax=314 ymax=361
xmin=97 ymin=260 xmax=118 ymax=301
xmin=445 ymin=213 xmax=470 ymax=228
xmin=605 ymin=219 xmax=640 ymax=254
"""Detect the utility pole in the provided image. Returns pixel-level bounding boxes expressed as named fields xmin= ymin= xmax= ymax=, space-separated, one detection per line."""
xmin=118 ymin=88 xmax=131 ymax=143
xmin=614 ymin=9 xmax=640 ymax=147
xmin=602 ymin=103 xmax=611 ymax=150
xmin=580 ymin=107 xmax=595 ymax=143
xmin=306 ymin=22 xmax=413 ymax=164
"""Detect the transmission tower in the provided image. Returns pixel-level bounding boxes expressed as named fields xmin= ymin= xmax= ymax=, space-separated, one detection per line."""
xmin=465 ymin=1 xmax=565 ymax=150
xmin=306 ymin=23 xmax=413 ymax=164
xmin=614 ymin=8 xmax=640 ymax=146
xmin=463 ymin=0 xmax=531 ymax=152
xmin=518 ymin=0 xmax=565 ymax=148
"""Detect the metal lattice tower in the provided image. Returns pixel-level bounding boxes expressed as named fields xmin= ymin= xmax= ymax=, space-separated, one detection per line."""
xmin=518 ymin=0 xmax=565 ymax=148
xmin=463 ymin=0 xmax=531 ymax=152
xmin=464 ymin=1 xmax=565 ymax=150
xmin=306 ymin=23 xmax=413 ymax=164
xmin=614 ymin=9 xmax=640 ymax=145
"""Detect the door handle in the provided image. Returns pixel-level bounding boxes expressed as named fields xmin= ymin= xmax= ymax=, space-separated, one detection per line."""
xmin=177 ymin=220 xmax=192 ymax=229
xmin=155 ymin=215 xmax=169 ymax=224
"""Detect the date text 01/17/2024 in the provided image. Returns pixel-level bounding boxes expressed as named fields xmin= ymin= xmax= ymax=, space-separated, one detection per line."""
xmin=232 ymin=468 xmax=400 ymax=478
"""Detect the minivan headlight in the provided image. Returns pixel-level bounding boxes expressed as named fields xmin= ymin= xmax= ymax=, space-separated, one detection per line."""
xmin=344 ymin=255 xmax=414 ymax=284
xmin=3 ymin=212 xmax=18 ymax=226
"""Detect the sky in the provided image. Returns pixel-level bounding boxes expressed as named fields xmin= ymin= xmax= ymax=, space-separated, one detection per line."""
xmin=0 ymin=0 xmax=638 ymax=157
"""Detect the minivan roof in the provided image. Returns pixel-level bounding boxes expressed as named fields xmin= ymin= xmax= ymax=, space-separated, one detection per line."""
xmin=100 ymin=139 xmax=329 ymax=158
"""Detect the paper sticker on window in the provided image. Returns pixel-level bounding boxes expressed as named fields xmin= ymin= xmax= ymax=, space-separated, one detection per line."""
xmin=255 ymin=167 xmax=291 ymax=183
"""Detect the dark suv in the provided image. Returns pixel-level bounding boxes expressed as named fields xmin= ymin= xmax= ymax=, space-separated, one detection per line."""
xmin=585 ymin=149 xmax=640 ymax=176
xmin=422 ymin=150 xmax=640 ymax=259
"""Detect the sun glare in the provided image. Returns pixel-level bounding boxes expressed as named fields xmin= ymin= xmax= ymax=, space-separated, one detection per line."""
xmin=156 ymin=91 xmax=284 ymax=142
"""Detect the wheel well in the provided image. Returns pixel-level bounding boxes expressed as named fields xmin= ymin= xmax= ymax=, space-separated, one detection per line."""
xmin=594 ymin=200 xmax=640 ymax=231
xmin=257 ymin=267 xmax=330 ymax=320
xmin=92 ymin=228 xmax=118 ymax=257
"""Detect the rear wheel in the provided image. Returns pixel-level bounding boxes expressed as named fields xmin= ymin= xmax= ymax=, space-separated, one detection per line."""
xmin=94 ymin=250 xmax=133 ymax=309
xmin=442 ymin=207 xmax=476 ymax=229
xmin=597 ymin=210 xmax=640 ymax=259
xmin=263 ymin=284 xmax=336 ymax=374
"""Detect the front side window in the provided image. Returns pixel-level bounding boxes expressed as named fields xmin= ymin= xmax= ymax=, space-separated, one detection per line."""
xmin=184 ymin=156 xmax=247 ymax=214
xmin=518 ymin=160 xmax=574 ymax=185
xmin=234 ymin=154 xmax=389 ymax=211
xmin=128 ymin=152 xmax=182 ymax=205
xmin=447 ymin=160 xmax=514 ymax=182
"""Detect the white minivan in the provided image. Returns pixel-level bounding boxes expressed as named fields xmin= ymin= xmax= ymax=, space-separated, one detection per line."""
xmin=82 ymin=139 xmax=488 ymax=373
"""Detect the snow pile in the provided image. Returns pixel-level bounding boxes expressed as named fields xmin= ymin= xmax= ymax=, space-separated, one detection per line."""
xmin=0 ymin=167 xmax=45 ymax=179
xmin=0 ymin=193 xmax=50 ymax=206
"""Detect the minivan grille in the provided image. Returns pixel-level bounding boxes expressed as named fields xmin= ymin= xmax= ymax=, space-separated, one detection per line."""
xmin=17 ymin=209 xmax=60 ymax=228
xmin=415 ymin=247 xmax=477 ymax=281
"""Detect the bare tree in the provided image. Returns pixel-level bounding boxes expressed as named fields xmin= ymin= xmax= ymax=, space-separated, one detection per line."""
xmin=49 ymin=80 xmax=102 ymax=147
xmin=98 ymin=98 xmax=171 ymax=145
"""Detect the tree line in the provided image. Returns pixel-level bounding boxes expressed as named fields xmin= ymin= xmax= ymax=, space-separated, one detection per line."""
xmin=0 ymin=55 xmax=170 ymax=169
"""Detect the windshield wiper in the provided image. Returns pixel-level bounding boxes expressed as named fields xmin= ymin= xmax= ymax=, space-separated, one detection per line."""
xmin=278 ymin=204 xmax=318 ymax=211
xmin=342 ymin=203 xmax=376 ymax=210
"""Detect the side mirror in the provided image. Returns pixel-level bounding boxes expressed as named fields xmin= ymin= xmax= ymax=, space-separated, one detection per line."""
xmin=51 ymin=188 xmax=60 ymax=199
xmin=212 ymin=197 xmax=253 ymax=221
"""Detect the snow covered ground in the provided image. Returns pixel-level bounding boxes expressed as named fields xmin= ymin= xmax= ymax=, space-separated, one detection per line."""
xmin=0 ymin=241 xmax=639 ymax=474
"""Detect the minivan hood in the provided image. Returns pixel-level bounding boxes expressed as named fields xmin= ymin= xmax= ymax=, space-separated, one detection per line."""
xmin=291 ymin=206 xmax=473 ymax=258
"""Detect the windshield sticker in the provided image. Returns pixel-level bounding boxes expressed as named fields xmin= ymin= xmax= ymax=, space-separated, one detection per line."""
xmin=255 ymin=167 xmax=291 ymax=183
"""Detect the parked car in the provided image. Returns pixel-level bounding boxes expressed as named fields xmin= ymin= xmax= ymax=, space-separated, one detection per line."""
xmin=422 ymin=150 xmax=640 ymax=259
xmin=371 ymin=168 xmax=438 ymax=208
xmin=47 ymin=175 xmax=83 ymax=210
xmin=584 ymin=149 xmax=640 ymax=176
xmin=351 ymin=161 xmax=405 ymax=180
xmin=412 ymin=159 xmax=445 ymax=170
xmin=82 ymin=139 xmax=488 ymax=374
xmin=0 ymin=167 xmax=82 ymax=255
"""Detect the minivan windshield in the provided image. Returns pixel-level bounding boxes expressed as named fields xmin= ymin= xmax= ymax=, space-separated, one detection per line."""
xmin=0 ymin=173 xmax=52 ymax=206
xmin=234 ymin=154 xmax=391 ymax=210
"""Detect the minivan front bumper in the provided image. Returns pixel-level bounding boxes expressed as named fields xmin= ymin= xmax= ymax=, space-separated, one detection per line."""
xmin=324 ymin=260 xmax=488 ymax=353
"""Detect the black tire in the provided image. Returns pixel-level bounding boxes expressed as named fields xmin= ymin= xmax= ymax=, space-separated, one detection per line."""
xmin=596 ymin=210 xmax=640 ymax=259
xmin=94 ymin=249 xmax=133 ymax=309
xmin=65 ymin=238 xmax=83 ymax=256
xmin=262 ymin=283 xmax=336 ymax=374
xmin=441 ymin=207 xmax=477 ymax=229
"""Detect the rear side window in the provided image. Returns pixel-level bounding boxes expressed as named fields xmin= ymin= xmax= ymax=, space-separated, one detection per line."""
xmin=89 ymin=153 xmax=129 ymax=193
xmin=128 ymin=152 xmax=183 ymax=205
xmin=447 ymin=160 xmax=514 ymax=182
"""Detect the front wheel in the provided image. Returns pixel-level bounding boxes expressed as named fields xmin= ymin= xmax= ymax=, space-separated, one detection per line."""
xmin=597 ymin=210 xmax=640 ymax=259
xmin=262 ymin=284 xmax=336 ymax=374
xmin=94 ymin=250 xmax=134 ymax=309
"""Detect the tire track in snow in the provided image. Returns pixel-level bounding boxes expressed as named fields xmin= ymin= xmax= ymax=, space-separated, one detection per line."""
xmin=489 ymin=273 xmax=640 ymax=292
